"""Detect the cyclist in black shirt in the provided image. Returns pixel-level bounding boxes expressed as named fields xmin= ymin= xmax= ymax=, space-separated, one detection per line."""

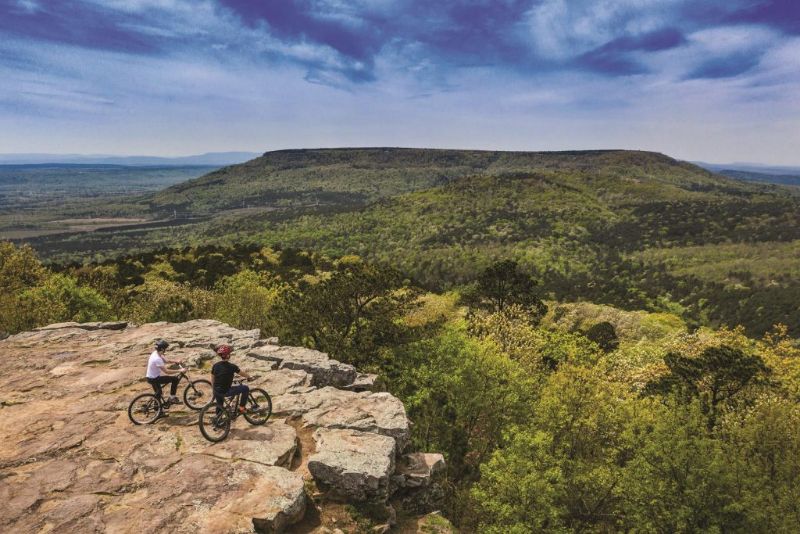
xmin=211 ymin=345 xmax=253 ymax=414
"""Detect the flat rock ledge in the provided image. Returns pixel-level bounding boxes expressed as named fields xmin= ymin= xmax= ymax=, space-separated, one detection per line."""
xmin=272 ymin=387 xmax=411 ymax=450
xmin=0 ymin=320 xmax=442 ymax=532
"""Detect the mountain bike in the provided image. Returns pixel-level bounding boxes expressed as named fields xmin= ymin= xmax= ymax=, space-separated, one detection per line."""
xmin=127 ymin=370 xmax=214 ymax=425
xmin=198 ymin=378 xmax=272 ymax=442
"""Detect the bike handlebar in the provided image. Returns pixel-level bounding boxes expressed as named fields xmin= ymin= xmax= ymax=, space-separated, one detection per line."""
xmin=233 ymin=375 xmax=259 ymax=385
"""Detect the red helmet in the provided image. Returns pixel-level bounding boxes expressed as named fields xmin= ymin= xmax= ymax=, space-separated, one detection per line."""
xmin=216 ymin=344 xmax=233 ymax=358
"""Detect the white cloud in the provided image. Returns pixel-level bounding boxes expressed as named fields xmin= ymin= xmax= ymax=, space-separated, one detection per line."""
xmin=633 ymin=24 xmax=780 ymax=84
xmin=307 ymin=0 xmax=401 ymax=27
xmin=522 ymin=0 xmax=683 ymax=59
xmin=14 ymin=0 xmax=40 ymax=14
xmin=688 ymin=25 xmax=778 ymax=55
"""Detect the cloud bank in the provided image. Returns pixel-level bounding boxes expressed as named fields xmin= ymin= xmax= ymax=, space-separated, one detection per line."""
xmin=0 ymin=0 xmax=798 ymax=163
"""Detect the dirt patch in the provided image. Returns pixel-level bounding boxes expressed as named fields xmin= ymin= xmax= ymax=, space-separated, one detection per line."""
xmin=292 ymin=500 xmax=362 ymax=533
xmin=51 ymin=218 xmax=148 ymax=225
xmin=286 ymin=416 xmax=316 ymax=477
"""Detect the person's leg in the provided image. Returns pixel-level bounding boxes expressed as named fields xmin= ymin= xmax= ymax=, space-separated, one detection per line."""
xmin=239 ymin=385 xmax=250 ymax=409
xmin=225 ymin=385 xmax=249 ymax=409
xmin=148 ymin=377 xmax=165 ymax=398
xmin=213 ymin=391 xmax=224 ymax=414
xmin=168 ymin=375 xmax=180 ymax=396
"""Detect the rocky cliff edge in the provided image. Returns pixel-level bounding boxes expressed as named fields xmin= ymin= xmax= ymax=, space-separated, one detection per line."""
xmin=0 ymin=320 xmax=446 ymax=533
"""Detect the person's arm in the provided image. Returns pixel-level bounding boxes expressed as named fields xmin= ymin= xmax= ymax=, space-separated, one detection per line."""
xmin=158 ymin=360 xmax=184 ymax=375
xmin=235 ymin=365 xmax=253 ymax=380
xmin=160 ymin=354 xmax=185 ymax=367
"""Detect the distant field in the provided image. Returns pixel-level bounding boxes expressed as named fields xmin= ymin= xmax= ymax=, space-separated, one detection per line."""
xmin=0 ymin=164 xmax=217 ymax=203
xmin=0 ymin=164 xmax=217 ymax=239
xmin=1 ymin=217 xmax=154 ymax=240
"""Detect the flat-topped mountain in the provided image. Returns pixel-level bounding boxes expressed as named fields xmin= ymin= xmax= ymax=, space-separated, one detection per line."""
xmin=148 ymin=148 xmax=744 ymax=215
xmin=0 ymin=320 xmax=447 ymax=533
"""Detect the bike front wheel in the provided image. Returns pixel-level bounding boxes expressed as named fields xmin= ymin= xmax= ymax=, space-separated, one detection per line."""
xmin=128 ymin=393 xmax=163 ymax=425
xmin=199 ymin=403 xmax=231 ymax=442
xmin=183 ymin=379 xmax=213 ymax=410
xmin=243 ymin=388 xmax=272 ymax=426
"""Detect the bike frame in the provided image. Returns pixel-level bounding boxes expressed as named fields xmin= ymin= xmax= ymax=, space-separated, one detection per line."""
xmin=213 ymin=379 xmax=252 ymax=417
xmin=214 ymin=391 xmax=245 ymax=417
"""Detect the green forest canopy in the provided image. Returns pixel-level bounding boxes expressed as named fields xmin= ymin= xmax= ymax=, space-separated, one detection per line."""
xmin=3 ymin=241 xmax=800 ymax=532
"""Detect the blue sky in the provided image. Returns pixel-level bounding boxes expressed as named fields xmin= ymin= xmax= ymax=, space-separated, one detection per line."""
xmin=0 ymin=0 xmax=798 ymax=164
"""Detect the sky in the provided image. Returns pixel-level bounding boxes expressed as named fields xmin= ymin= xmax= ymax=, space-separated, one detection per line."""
xmin=0 ymin=0 xmax=798 ymax=164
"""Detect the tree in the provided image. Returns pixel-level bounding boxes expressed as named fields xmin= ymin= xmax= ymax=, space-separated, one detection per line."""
xmin=584 ymin=321 xmax=619 ymax=352
xmin=72 ymin=264 xmax=126 ymax=310
xmin=472 ymin=365 xmax=635 ymax=533
xmin=720 ymin=395 xmax=800 ymax=530
xmin=19 ymin=273 xmax=112 ymax=326
xmin=645 ymin=345 xmax=771 ymax=428
xmin=0 ymin=241 xmax=46 ymax=293
xmin=0 ymin=242 xmax=48 ymax=334
xmin=390 ymin=324 xmax=537 ymax=525
xmin=212 ymin=270 xmax=283 ymax=336
xmin=276 ymin=260 xmax=420 ymax=367
xmin=124 ymin=274 xmax=213 ymax=323
xmin=462 ymin=260 xmax=547 ymax=322
xmin=469 ymin=306 xmax=602 ymax=373
xmin=620 ymin=399 xmax=744 ymax=532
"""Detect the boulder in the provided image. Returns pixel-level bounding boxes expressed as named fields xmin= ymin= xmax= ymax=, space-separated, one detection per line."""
xmin=342 ymin=372 xmax=378 ymax=392
xmin=248 ymin=345 xmax=357 ymax=388
xmin=104 ymin=457 xmax=306 ymax=534
xmin=185 ymin=420 xmax=299 ymax=468
xmin=206 ymin=464 xmax=307 ymax=533
xmin=273 ymin=387 xmax=410 ymax=449
xmin=256 ymin=368 xmax=315 ymax=396
xmin=308 ymin=428 xmax=397 ymax=501
xmin=395 ymin=453 xmax=446 ymax=488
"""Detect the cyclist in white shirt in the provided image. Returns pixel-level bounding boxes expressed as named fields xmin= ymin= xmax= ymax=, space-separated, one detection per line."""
xmin=145 ymin=340 xmax=185 ymax=404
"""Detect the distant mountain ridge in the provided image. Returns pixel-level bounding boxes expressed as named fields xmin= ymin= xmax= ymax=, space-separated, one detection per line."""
xmin=0 ymin=151 xmax=260 ymax=166
xmin=696 ymin=161 xmax=800 ymax=175
xmin=695 ymin=161 xmax=800 ymax=186
xmin=715 ymin=169 xmax=800 ymax=187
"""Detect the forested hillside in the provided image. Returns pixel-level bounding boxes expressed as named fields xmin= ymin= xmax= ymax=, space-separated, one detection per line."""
xmin=148 ymin=148 xmax=734 ymax=213
xmin=18 ymin=148 xmax=800 ymax=336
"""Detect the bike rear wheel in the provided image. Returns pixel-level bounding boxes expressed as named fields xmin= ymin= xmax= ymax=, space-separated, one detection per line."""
xmin=199 ymin=403 xmax=231 ymax=442
xmin=243 ymin=388 xmax=272 ymax=426
xmin=128 ymin=393 xmax=163 ymax=425
xmin=183 ymin=379 xmax=213 ymax=410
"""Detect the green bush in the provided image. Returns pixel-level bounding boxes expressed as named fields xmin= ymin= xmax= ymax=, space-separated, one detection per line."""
xmin=19 ymin=273 xmax=112 ymax=326
xmin=212 ymin=270 xmax=283 ymax=336
xmin=124 ymin=274 xmax=212 ymax=323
